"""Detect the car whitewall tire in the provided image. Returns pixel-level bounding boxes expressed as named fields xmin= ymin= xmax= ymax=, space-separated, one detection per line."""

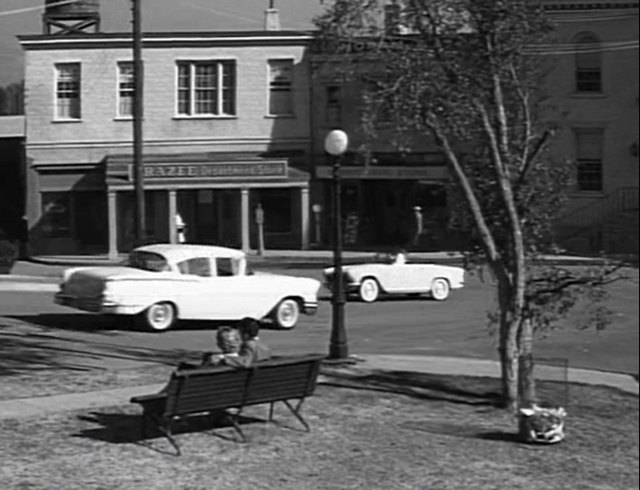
xmin=359 ymin=277 xmax=380 ymax=303
xmin=430 ymin=278 xmax=450 ymax=301
xmin=143 ymin=302 xmax=176 ymax=332
xmin=272 ymin=298 xmax=300 ymax=330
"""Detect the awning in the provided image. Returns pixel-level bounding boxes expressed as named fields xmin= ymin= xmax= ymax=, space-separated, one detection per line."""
xmin=104 ymin=152 xmax=310 ymax=189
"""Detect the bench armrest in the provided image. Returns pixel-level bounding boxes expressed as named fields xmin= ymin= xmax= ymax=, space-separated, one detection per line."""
xmin=130 ymin=392 xmax=167 ymax=405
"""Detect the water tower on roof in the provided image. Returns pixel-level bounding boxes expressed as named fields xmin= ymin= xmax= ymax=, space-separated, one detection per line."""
xmin=43 ymin=0 xmax=100 ymax=35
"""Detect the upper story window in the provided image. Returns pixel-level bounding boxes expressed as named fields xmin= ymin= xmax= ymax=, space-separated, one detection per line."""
xmin=384 ymin=3 xmax=401 ymax=36
xmin=574 ymin=33 xmax=602 ymax=93
xmin=268 ymin=59 xmax=294 ymax=116
xmin=325 ymin=85 xmax=342 ymax=125
xmin=117 ymin=61 xmax=134 ymax=118
xmin=575 ymin=128 xmax=604 ymax=192
xmin=364 ymin=81 xmax=393 ymax=125
xmin=176 ymin=60 xmax=236 ymax=117
xmin=55 ymin=63 xmax=80 ymax=120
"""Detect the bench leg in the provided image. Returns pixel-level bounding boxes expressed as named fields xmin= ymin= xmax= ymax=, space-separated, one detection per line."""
xmin=282 ymin=399 xmax=310 ymax=432
xmin=211 ymin=409 xmax=247 ymax=443
xmin=141 ymin=410 xmax=181 ymax=456
xmin=159 ymin=417 xmax=182 ymax=456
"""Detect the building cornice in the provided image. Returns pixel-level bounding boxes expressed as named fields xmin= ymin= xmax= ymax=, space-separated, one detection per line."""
xmin=18 ymin=30 xmax=316 ymax=50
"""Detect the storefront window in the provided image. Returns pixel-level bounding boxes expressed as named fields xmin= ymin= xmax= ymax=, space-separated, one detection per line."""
xmin=41 ymin=192 xmax=71 ymax=238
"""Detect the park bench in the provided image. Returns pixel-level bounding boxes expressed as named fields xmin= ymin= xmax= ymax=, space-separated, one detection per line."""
xmin=129 ymin=353 xmax=325 ymax=455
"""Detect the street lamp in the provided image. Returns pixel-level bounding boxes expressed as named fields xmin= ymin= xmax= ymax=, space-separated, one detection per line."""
xmin=324 ymin=129 xmax=349 ymax=360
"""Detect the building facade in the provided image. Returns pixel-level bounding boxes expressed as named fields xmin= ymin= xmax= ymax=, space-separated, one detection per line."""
xmin=546 ymin=0 xmax=639 ymax=254
xmin=308 ymin=0 xmax=639 ymax=254
xmin=20 ymin=28 xmax=314 ymax=257
xmin=18 ymin=1 xmax=638 ymax=256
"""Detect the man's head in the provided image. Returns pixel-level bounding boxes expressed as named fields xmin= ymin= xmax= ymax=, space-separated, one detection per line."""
xmin=216 ymin=326 xmax=241 ymax=354
xmin=237 ymin=317 xmax=261 ymax=341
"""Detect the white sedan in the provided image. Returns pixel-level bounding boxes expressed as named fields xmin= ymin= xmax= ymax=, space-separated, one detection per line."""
xmin=323 ymin=252 xmax=464 ymax=303
xmin=55 ymin=244 xmax=321 ymax=332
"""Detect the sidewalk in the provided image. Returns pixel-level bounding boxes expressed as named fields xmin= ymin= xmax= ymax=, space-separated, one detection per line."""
xmin=0 ymin=354 xmax=636 ymax=420
xmin=3 ymin=249 xmax=619 ymax=282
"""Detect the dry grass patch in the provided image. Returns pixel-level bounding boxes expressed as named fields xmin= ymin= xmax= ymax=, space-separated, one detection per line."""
xmin=0 ymin=369 xmax=637 ymax=490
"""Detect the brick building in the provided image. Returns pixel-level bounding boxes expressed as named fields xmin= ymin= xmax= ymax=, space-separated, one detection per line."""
xmin=19 ymin=12 xmax=314 ymax=257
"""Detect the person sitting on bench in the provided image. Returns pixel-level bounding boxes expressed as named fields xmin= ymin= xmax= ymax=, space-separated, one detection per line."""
xmin=219 ymin=317 xmax=271 ymax=368
xmin=178 ymin=326 xmax=241 ymax=370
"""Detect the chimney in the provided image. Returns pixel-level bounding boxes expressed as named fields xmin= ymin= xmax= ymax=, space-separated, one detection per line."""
xmin=264 ymin=0 xmax=280 ymax=31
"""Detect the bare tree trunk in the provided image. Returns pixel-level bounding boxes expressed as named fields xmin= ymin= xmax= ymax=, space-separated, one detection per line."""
xmin=518 ymin=317 xmax=536 ymax=409
xmin=496 ymin=279 xmax=519 ymax=411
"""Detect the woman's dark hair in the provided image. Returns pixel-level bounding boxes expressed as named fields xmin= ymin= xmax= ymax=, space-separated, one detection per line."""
xmin=237 ymin=317 xmax=260 ymax=339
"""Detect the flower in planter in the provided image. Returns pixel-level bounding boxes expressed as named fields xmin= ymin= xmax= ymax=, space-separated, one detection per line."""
xmin=518 ymin=404 xmax=567 ymax=444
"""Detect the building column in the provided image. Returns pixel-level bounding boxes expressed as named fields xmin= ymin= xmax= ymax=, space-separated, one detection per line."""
xmin=300 ymin=186 xmax=310 ymax=250
xmin=241 ymin=188 xmax=250 ymax=252
xmin=168 ymin=189 xmax=177 ymax=244
xmin=108 ymin=190 xmax=118 ymax=260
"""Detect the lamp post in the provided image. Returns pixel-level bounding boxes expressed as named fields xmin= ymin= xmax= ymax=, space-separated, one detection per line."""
xmin=324 ymin=129 xmax=349 ymax=360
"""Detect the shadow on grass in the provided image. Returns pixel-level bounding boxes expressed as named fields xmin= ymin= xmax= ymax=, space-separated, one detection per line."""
xmin=398 ymin=419 xmax=521 ymax=443
xmin=320 ymin=368 xmax=502 ymax=407
xmin=9 ymin=313 xmax=286 ymax=333
xmin=74 ymin=410 xmax=265 ymax=454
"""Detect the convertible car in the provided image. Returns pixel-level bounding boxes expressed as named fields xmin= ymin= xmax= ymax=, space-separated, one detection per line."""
xmin=323 ymin=252 xmax=464 ymax=303
xmin=55 ymin=244 xmax=321 ymax=332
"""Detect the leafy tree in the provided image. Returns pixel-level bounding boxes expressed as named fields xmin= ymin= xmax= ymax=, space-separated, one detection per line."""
xmin=314 ymin=0 xmax=624 ymax=410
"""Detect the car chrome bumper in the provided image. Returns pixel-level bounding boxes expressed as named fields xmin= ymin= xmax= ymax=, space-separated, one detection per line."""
xmin=55 ymin=293 xmax=141 ymax=315
xmin=303 ymin=301 xmax=318 ymax=315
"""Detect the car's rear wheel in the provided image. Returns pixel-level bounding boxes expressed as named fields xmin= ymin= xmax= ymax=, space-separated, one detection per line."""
xmin=272 ymin=298 xmax=300 ymax=330
xmin=142 ymin=302 xmax=176 ymax=332
xmin=430 ymin=278 xmax=450 ymax=301
xmin=359 ymin=277 xmax=380 ymax=303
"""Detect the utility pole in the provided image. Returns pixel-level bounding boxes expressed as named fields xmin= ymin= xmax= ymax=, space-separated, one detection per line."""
xmin=132 ymin=0 xmax=145 ymax=245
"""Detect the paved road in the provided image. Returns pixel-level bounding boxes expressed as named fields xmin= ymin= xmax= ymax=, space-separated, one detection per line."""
xmin=1 ymin=266 xmax=637 ymax=376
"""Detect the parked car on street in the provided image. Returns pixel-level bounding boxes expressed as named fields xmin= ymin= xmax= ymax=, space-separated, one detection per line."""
xmin=323 ymin=251 xmax=464 ymax=303
xmin=55 ymin=244 xmax=321 ymax=332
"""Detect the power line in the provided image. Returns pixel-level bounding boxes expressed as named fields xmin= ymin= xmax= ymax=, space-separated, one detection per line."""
xmin=0 ymin=0 xmax=80 ymax=18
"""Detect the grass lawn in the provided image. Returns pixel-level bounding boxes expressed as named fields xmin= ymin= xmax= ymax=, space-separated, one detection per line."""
xmin=0 ymin=366 xmax=637 ymax=490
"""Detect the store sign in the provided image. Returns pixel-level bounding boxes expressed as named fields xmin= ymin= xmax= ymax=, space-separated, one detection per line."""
xmin=129 ymin=162 xmax=287 ymax=180
xmin=315 ymin=166 xmax=448 ymax=180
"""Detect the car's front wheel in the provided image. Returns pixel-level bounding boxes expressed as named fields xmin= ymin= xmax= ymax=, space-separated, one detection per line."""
xmin=359 ymin=277 xmax=380 ymax=303
xmin=141 ymin=302 xmax=176 ymax=332
xmin=430 ymin=278 xmax=450 ymax=301
xmin=271 ymin=298 xmax=300 ymax=330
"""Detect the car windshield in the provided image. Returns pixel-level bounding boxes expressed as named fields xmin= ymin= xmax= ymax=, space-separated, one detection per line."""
xmin=127 ymin=251 xmax=170 ymax=272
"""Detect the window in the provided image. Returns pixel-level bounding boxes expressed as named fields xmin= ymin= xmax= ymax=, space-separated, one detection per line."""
xmin=117 ymin=62 xmax=134 ymax=117
xmin=384 ymin=3 xmax=401 ymax=35
xmin=177 ymin=257 xmax=212 ymax=277
xmin=364 ymin=82 xmax=393 ymax=125
xmin=176 ymin=61 xmax=236 ymax=116
xmin=55 ymin=63 xmax=80 ymax=119
xmin=128 ymin=251 xmax=170 ymax=272
xmin=575 ymin=129 xmax=603 ymax=192
xmin=574 ymin=33 xmax=602 ymax=93
xmin=325 ymin=85 xmax=342 ymax=125
xmin=216 ymin=257 xmax=241 ymax=277
xmin=268 ymin=59 xmax=294 ymax=115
